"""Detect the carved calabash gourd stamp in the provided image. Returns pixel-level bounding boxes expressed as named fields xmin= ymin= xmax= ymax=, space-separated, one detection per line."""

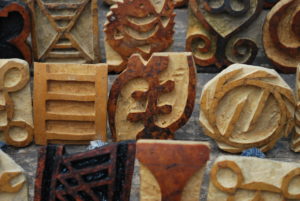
xmin=292 ymin=65 xmax=300 ymax=152
xmin=28 ymin=0 xmax=100 ymax=63
xmin=208 ymin=156 xmax=300 ymax=201
xmin=263 ymin=0 xmax=300 ymax=73
xmin=0 ymin=59 xmax=33 ymax=147
xmin=187 ymin=0 xmax=264 ymax=67
xmin=107 ymin=52 xmax=196 ymax=141
xmin=137 ymin=140 xmax=210 ymax=201
xmin=0 ymin=1 xmax=31 ymax=64
xmin=0 ymin=150 xmax=28 ymax=201
xmin=104 ymin=0 xmax=175 ymax=72
xmin=34 ymin=141 xmax=136 ymax=201
xmin=199 ymin=64 xmax=295 ymax=153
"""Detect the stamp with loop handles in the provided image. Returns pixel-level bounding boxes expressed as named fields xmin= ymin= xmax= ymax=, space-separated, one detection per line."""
xmin=209 ymin=156 xmax=300 ymax=200
xmin=0 ymin=59 xmax=33 ymax=147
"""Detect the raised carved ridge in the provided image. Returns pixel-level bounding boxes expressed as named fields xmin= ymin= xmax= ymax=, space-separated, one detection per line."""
xmin=263 ymin=0 xmax=300 ymax=73
xmin=199 ymin=64 xmax=295 ymax=153
xmin=208 ymin=156 xmax=300 ymax=201
xmin=104 ymin=0 xmax=175 ymax=72
xmin=34 ymin=141 xmax=136 ymax=201
xmin=29 ymin=0 xmax=100 ymax=63
xmin=108 ymin=52 xmax=196 ymax=141
xmin=34 ymin=62 xmax=107 ymax=145
xmin=0 ymin=150 xmax=28 ymax=201
xmin=0 ymin=59 xmax=33 ymax=147
xmin=186 ymin=0 xmax=264 ymax=68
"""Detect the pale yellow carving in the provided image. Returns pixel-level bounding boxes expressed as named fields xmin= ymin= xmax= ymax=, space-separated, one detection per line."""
xmin=0 ymin=150 xmax=28 ymax=201
xmin=208 ymin=156 xmax=300 ymax=201
xmin=115 ymin=53 xmax=192 ymax=141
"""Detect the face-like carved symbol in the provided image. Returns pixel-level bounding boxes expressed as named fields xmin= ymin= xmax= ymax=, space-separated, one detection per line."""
xmin=104 ymin=0 xmax=175 ymax=72
xmin=108 ymin=52 xmax=196 ymax=141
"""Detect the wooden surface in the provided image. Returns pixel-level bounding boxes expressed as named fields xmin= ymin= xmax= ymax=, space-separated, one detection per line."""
xmin=0 ymin=150 xmax=27 ymax=201
xmin=263 ymin=0 xmax=300 ymax=73
xmin=34 ymin=141 xmax=135 ymax=201
xmin=0 ymin=59 xmax=33 ymax=147
xmin=4 ymin=2 xmax=300 ymax=201
xmin=108 ymin=53 xmax=196 ymax=141
xmin=187 ymin=0 xmax=264 ymax=67
xmin=292 ymin=65 xmax=300 ymax=152
xmin=104 ymin=0 xmax=175 ymax=72
xmin=29 ymin=0 xmax=101 ymax=64
xmin=33 ymin=62 xmax=108 ymax=145
xmin=200 ymin=64 xmax=295 ymax=153
xmin=0 ymin=1 xmax=31 ymax=64
xmin=208 ymin=156 xmax=300 ymax=200
xmin=137 ymin=140 xmax=210 ymax=201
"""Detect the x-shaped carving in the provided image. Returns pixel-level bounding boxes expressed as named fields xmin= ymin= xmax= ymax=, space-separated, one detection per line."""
xmin=36 ymin=0 xmax=92 ymax=61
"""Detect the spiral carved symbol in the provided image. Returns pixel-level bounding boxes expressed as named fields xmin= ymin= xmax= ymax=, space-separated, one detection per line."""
xmin=199 ymin=64 xmax=295 ymax=153
xmin=186 ymin=0 xmax=263 ymax=68
xmin=263 ymin=0 xmax=300 ymax=73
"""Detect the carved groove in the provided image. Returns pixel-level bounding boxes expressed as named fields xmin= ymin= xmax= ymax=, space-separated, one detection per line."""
xmin=34 ymin=141 xmax=136 ymax=201
xmin=29 ymin=0 xmax=100 ymax=63
xmin=263 ymin=0 xmax=300 ymax=73
xmin=199 ymin=64 xmax=295 ymax=153
xmin=107 ymin=52 xmax=196 ymax=141
xmin=186 ymin=0 xmax=263 ymax=68
xmin=208 ymin=156 xmax=300 ymax=201
xmin=0 ymin=59 xmax=33 ymax=147
xmin=0 ymin=150 xmax=27 ymax=201
xmin=0 ymin=1 xmax=31 ymax=64
xmin=34 ymin=63 xmax=107 ymax=145
xmin=104 ymin=0 xmax=175 ymax=72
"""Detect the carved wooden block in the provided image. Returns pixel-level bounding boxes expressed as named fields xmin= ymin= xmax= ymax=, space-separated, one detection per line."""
xmin=0 ymin=150 xmax=28 ymax=201
xmin=104 ymin=0 xmax=175 ymax=72
xmin=0 ymin=59 xmax=33 ymax=147
xmin=104 ymin=0 xmax=187 ymax=8
xmin=137 ymin=140 xmax=210 ymax=201
xmin=208 ymin=156 xmax=300 ymax=201
xmin=108 ymin=52 xmax=196 ymax=141
xmin=34 ymin=63 xmax=107 ymax=145
xmin=186 ymin=0 xmax=264 ymax=68
xmin=263 ymin=0 xmax=300 ymax=73
xmin=34 ymin=141 xmax=136 ymax=201
xmin=28 ymin=0 xmax=100 ymax=63
xmin=0 ymin=1 xmax=31 ymax=64
xmin=292 ymin=65 xmax=300 ymax=152
xmin=199 ymin=64 xmax=295 ymax=153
